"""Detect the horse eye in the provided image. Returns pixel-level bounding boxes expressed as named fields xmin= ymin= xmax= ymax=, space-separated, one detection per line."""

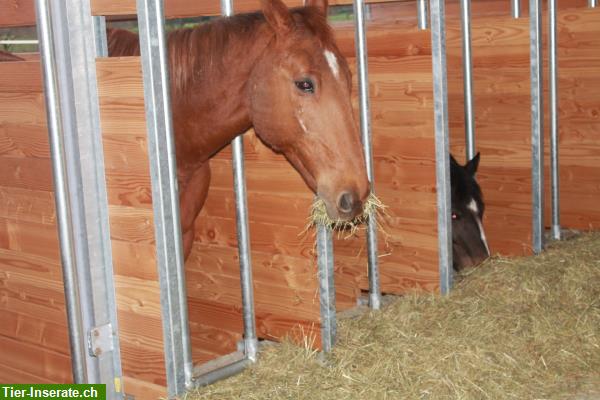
xmin=295 ymin=78 xmax=315 ymax=94
xmin=452 ymin=213 xmax=459 ymax=220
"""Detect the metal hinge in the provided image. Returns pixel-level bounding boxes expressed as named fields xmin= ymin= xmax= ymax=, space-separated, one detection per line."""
xmin=87 ymin=323 xmax=114 ymax=357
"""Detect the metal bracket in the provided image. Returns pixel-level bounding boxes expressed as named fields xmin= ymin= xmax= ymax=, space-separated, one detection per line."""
xmin=88 ymin=323 xmax=114 ymax=357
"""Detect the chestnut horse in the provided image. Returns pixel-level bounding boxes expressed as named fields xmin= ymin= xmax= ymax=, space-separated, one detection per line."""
xmin=108 ymin=0 xmax=369 ymax=259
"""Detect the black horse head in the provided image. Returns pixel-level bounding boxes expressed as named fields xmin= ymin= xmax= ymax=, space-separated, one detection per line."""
xmin=451 ymin=153 xmax=490 ymax=271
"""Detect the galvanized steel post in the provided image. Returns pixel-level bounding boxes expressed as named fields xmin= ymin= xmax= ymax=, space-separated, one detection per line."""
xmin=549 ymin=0 xmax=560 ymax=241
xmin=512 ymin=0 xmax=521 ymax=18
xmin=429 ymin=0 xmax=453 ymax=294
xmin=52 ymin=0 xmax=125 ymax=396
xmin=220 ymin=0 xmax=259 ymax=363
xmin=317 ymin=225 xmax=336 ymax=352
xmin=35 ymin=0 xmax=88 ymax=384
xmin=460 ymin=0 xmax=476 ymax=161
xmin=417 ymin=0 xmax=429 ymax=30
xmin=136 ymin=0 xmax=193 ymax=395
xmin=354 ymin=0 xmax=382 ymax=310
xmin=529 ymin=0 xmax=545 ymax=254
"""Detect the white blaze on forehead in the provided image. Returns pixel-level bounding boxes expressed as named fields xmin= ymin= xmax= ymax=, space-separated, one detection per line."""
xmin=468 ymin=198 xmax=491 ymax=256
xmin=324 ymin=49 xmax=339 ymax=80
xmin=467 ymin=198 xmax=479 ymax=214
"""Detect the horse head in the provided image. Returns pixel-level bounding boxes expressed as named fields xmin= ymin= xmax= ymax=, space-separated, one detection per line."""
xmin=248 ymin=0 xmax=369 ymax=222
xmin=451 ymin=153 xmax=490 ymax=270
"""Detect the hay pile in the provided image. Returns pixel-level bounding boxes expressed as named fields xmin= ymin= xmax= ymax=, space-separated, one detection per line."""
xmin=307 ymin=193 xmax=386 ymax=236
xmin=186 ymin=233 xmax=600 ymax=399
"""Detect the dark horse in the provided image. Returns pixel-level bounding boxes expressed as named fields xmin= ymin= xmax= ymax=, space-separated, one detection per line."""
xmin=108 ymin=0 xmax=369 ymax=259
xmin=451 ymin=153 xmax=490 ymax=270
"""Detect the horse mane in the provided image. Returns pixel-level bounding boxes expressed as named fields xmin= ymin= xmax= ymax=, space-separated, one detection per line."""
xmin=107 ymin=6 xmax=335 ymax=95
xmin=0 ymin=50 xmax=24 ymax=62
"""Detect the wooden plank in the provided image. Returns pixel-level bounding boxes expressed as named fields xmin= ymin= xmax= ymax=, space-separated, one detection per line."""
xmin=0 ymin=61 xmax=42 ymax=92
xmin=114 ymin=273 xmax=166 ymax=386
xmin=107 ymin=205 xmax=155 ymax=244
xmin=0 ymin=0 xmax=36 ymax=27
xmin=0 ymin=124 xmax=50 ymax=159
xmin=0 ymin=218 xmax=60 ymax=260
xmin=97 ymin=56 xmax=168 ymax=389
xmin=0 ymin=187 xmax=56 ymax=225
xmin=0 ymin=309 xmax=69 ymax=355
xmin=122 ymin=376 xmax=167 ymax=400
xmin=0 ymin=92 xmax=50 ymax=159
xmin=91 ymin=0 xmax=395 ymax=18
xmin=0 ymin=335 xmax=72 ymax=383
xmin=0 ymin=363 xmax=55 ymax=384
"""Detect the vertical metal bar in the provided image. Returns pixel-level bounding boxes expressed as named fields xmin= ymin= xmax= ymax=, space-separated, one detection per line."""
xmin=354 ymin=0 xmax=381 ymax=310
xmin=430 ymin=0 xmax=453 ymax=294
xmin=35 ymin=0 xmax=87 ymax=383
xmin=529 ymin=0 xmax=544 ymax=254
xmin=549 ymin=0 xmax=560 ymax=241
xmin=50 ymin=0 xmax=124 ymax=395
xmin=220 ymin=0 xmax=258 ymax=362
xmin=460 ymin=0 xmax=475 ymax=161
xmin=589 ymin=0 xmax=597 ymax=8
xmin=512 ymin=0 xmax=521 ymax=19
xmin=92 ymin=16 xmax=108 ymax=57
xmin=136 ymin=0 xmax=192 ymax=396
xmin=317 ymin=225 xmax=336 ymax=352
xmin=417 ymin=0 xmax=429 ymax=30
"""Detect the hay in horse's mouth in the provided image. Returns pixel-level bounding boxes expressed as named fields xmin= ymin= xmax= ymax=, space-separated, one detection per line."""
xmin=305 ymin=193 xmax=387 ymax=238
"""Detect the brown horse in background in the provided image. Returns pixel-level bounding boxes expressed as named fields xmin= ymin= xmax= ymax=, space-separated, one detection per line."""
xmin=108 ymin=0 xmax=369 ymax=259
xmin=0 ymin=50 xmax=24 ymax=62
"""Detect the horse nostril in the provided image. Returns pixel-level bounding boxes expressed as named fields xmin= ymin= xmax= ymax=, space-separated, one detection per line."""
xmin=337 ymin=191 xmax=357 ymax=214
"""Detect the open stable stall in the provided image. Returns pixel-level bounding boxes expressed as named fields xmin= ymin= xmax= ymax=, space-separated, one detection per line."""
xmin=447 ymin=0 xmax=600 ymax=254
xmin=0 ymin=0 xmax=599 ymax=398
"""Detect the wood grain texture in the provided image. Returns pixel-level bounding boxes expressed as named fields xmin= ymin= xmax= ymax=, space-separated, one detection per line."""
xmin=90 ymin=0 xmax=395 ymax=18
xmin=545 ymin=9 xmax=600 ymax=231
xmin=0 ymin=59 xmax=69 ymax=384
xmin=448 ymin=6 xmax=600 ymax=254
xmin=97 ymin=57 xmax=167 ymax=392
xmin=0 ymin=0 xmax=35 ymax=27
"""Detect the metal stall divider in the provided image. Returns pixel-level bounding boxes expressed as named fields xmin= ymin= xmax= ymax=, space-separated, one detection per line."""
xmin=529 ymin=0 xmax=545 ymax=254
xmin=590 ymin=0 xmax=598 ymax=9
xmin=353 ymin=0 xmax=382 ymax=311
xmin=512 ymin=0 xmax=521 ymax=19
xmin=549 ymin=0 xmax=560 ymax=241
xmin=429 ymin=0 xmax=453 ymax=294
xmin=219 ymin=0 xmax=260 ymax=366
xmin=136 ymin=0 xmax=193 ymax=396
xmin=460 ymin=0 xmax=475 ymax=160
xmin=35 ymin=0 xmax=124 ymax=397
xmin=417 ymin=0 xmax=429 ymax=30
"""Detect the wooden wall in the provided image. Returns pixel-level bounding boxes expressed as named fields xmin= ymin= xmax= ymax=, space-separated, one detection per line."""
xmin=546 ymin=8 xmax=600 ymax=231
xmin=446 ymin=0 xmax=600 ymax=255
xmin=96 ymin=57 xmax=168 ymax=398
xmin=0 ymin=61 xmax=72 ymax=382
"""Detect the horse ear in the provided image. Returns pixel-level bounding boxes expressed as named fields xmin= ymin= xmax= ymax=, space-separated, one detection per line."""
xmin=465 ymin=152 xmax=480 ymax=176
xmin=261 ymin=0 xmax=295 ymax=36
xmin=305 ymin=0 xmax=329 ymax=16
xmin=450 ymin=154 xmax=459 ymax=167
